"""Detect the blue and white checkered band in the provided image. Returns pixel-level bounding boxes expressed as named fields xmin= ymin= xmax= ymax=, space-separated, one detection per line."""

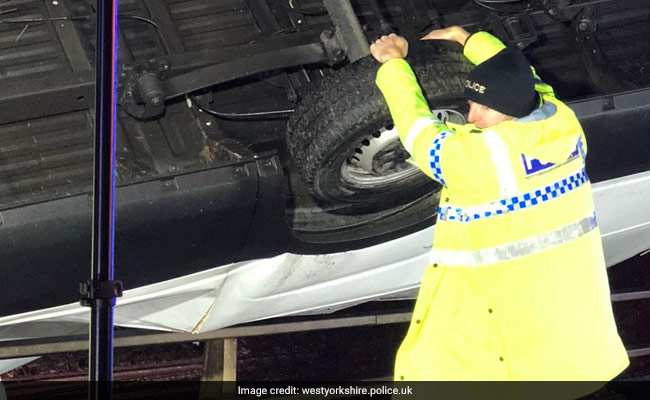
xmin=429 ymin=131 xmax=451 ymax=186
xmin=521 ymin=137 xmax=584 ymax=177
xmin=438 ymin=168 xmax=589 ymax=223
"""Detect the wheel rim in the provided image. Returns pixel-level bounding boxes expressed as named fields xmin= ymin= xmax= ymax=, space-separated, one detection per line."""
xmin=340 ymin=109 xmax=465 ymax=188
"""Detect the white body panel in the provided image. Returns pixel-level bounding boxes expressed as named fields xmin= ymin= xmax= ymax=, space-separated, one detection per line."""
xmin=594 ymin=172 xmax=650 ymax=266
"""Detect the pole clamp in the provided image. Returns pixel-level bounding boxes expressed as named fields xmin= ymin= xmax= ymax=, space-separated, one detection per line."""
xmin=80 ymin=280 xmax=124 ymax=307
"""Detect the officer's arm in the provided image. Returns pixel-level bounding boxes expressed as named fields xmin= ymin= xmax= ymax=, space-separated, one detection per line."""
xmin=376 ymin=59 xmax=454 ymax=184
xmin=464 ymin=31 xmax=555 ymax=98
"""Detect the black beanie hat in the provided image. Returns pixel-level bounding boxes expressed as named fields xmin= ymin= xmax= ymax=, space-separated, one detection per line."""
xmin=463 ymin=47 xmax=537 ymax=118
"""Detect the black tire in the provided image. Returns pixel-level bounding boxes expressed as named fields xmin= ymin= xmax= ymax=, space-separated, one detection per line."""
xmin=287 ymin=40 xmax=473 ymax=207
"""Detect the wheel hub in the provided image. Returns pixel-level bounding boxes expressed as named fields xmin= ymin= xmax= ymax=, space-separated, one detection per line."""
xmin=341 ymin=109 xmax=465 ymax=188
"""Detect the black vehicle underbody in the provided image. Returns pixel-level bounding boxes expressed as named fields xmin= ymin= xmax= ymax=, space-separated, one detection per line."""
xmin=1 ymin=0 xmax=649 ymax=317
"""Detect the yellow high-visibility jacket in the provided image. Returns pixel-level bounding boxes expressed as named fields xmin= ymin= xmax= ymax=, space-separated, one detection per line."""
xmin=376 ymin=32 xmax=629 ymax=381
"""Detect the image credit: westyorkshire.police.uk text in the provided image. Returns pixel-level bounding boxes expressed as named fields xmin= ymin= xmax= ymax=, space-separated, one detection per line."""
xmin=237 ymin=383 xmax=413 ymax=398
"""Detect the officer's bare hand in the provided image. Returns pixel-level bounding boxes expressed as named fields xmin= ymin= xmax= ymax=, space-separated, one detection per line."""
xmin=370 ymin=34 xmax=408 ymax=64
xmin=421 ymin=26 xmax=470 ymax=46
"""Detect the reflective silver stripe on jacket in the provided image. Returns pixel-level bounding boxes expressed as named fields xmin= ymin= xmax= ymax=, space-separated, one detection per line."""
xmin=429 ymin=212 xmax=597 ymax=267
xmin=482 ymin=130 xmax=519 ymax=197
xmin=404 ymin=116 xmax=440 ymax=153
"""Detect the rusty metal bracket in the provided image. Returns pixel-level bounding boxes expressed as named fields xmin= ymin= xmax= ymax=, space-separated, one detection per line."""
xmin=118 ymin=59 xmax=171 ymax=119
xmin=320 ymin=29 xmax=346 ymax=65
xmin=500 ymin=13 xmax=539 ymax=49
xmin=323 ymin=0 xmax=370 ymax=62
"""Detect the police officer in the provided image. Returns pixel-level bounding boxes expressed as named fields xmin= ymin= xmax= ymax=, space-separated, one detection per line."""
xmin=370 ymin=26 xmax=629 ymax=382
